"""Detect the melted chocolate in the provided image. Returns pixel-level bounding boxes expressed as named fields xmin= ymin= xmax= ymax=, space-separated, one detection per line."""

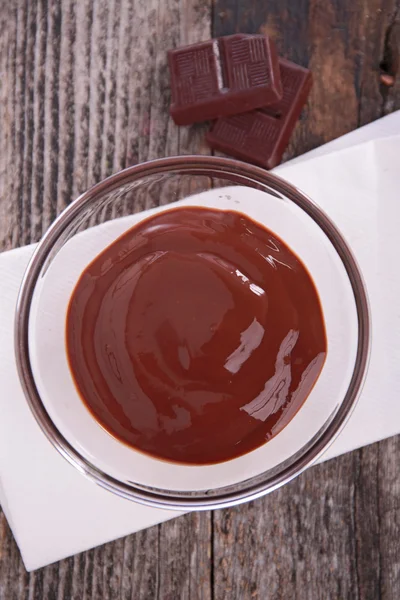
xmin=66 ymin=207 xmax=327 ymax=465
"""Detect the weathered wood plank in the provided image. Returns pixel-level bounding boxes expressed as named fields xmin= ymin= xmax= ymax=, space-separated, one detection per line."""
xmin=213 ymin=0 xmax=400 ymax=155
xmin=213 ymin=453 xmax=359 ymax=600
xmin=0 ymin=1 xmax=212 ymax=599
xmin=380 ymin=8 xmax=400 ymax=115
xmin=1 ymin=0 xmax=400 ymax=598
xmin=378 ymin=436 xmax=400 ymax=599
xmin=212 ymin=1 xmax=400 ymax=599
xmin=159 ymin=512 xmax=212 ymax=600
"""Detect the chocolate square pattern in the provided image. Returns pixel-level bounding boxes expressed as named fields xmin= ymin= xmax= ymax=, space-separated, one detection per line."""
xmin=168 ymin=34 xmax=282 ymax=125
xmin=206 ymin=59 xmax=312 ymax=169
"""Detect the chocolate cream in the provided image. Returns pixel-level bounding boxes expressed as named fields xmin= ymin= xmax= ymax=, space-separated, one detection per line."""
xmin=66 ymin=207 xmax=327 ymax=465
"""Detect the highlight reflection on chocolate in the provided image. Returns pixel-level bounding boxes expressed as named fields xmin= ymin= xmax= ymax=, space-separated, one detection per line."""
xmin=66 ymin=207 xmax=327 ymax=465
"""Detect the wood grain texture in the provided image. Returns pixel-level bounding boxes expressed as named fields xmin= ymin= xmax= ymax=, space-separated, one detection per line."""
xmin=214 ymin=0 xmax=400 ymax=155
xmin=0 ymin=1 xmax=212 ymax=599
xmin=0 ymin=0 xmax=400 ymax=598
xmin=212 ymin=2 xmax=400 ymax=598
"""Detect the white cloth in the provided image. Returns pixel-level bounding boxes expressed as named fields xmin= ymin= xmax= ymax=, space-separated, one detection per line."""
xmin=0 ymin=111 xmax=399 ymax=571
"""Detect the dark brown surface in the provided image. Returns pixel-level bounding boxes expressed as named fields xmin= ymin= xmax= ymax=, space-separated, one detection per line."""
xmin=66 ymin=207 xmax=326 ymax=464
xmin=169 ymin=34 xmax=282 ymax=125
xmin=0 ymin=0 xmax=400 ymax=598
xmin=207 ymin=59 xmax=312 ymax=169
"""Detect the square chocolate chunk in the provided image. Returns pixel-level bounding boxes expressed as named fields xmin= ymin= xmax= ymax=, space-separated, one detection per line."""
xmin=169 ymin=34 xmax=282 ymax=125
xmin=206 ymin=59 xmax=312 ymax=169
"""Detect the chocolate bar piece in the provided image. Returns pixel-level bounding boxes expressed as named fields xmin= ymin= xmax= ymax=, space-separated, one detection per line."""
xmin=206 ymin=59 xmax=312 ymax=169
xmin=168 ymin=34 xmax=282 ymax=126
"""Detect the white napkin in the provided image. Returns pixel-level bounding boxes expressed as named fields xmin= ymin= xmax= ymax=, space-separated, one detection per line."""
xmin=278 ymin=133 xmax=400 ymax=461
xmin=1 ymin=111 xmax=399 ymax=571
xmin=281 ymin=110 xmax=400 ymax=165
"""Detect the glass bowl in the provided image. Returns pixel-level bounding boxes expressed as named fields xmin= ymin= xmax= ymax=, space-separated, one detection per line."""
xmin=15 ymin=156 xmax=370 ymax=510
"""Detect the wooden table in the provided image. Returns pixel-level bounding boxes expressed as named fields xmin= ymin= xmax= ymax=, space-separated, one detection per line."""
xmin=1 ymin=1 xmax=399 ymax=598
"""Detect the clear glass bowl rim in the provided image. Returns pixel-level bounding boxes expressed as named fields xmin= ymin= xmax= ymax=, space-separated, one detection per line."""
xmin=14 ymin=155 xmax=371 ymax=510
